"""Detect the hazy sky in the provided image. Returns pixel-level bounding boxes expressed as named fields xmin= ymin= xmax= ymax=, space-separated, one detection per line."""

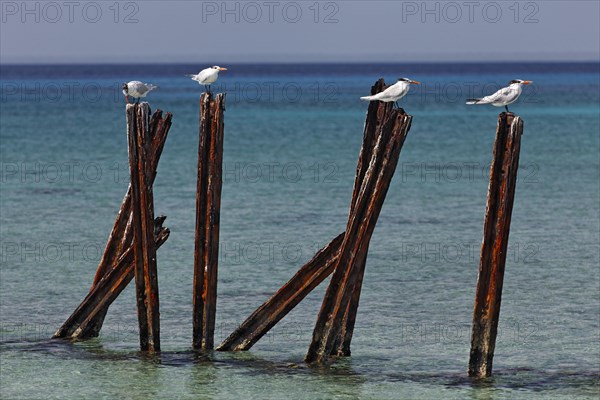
xmin=1 ymin=0 xmax=599 ymax=63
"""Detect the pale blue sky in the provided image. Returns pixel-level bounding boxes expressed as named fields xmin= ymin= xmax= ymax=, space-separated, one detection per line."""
xmin=1 ymin=0 xmax=599 ymax=63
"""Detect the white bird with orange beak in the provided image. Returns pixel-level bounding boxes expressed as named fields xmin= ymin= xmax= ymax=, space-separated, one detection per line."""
xmin=187 ymin=66 xmax=228 ymax=93
xmin=360 ymin=77 xmax=420 ymax=108
xmin=466 ymin=79 xmax=533 ymax=113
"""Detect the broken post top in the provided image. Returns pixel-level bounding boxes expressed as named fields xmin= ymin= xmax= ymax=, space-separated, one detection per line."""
xmin=200 ymin=92 xmax=226 ymax=108
xmin=499 ymin=111 xmax=518 ymax=120
xmin=125 ymin=103 xmax=174 ymax=125
xmin=497 ymin=112 xmax=524 ymax=136
xmin=200 ymin=92 xmax=226 ymax=99
xmin=126 ymin=102 xmax=150 ymax=110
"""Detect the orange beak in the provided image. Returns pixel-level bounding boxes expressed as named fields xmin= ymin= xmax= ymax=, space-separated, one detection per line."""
xmin=522 ymin=80 xmax=532 ymax=84
xmin=410 ymin=80 xmax=420 ymax=84
xmin=219 ymin=67 xmax=228 ymax=71
xmin=125 ymin=95 xmax=129 ymax=103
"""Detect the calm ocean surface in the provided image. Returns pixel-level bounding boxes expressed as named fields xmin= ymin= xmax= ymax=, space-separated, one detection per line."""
xmin=1 ymin=63 xmax=599 ymax=399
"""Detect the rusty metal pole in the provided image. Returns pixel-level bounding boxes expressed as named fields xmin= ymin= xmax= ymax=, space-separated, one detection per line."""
xmin=468 ymin=112 xmax=524 ymax=377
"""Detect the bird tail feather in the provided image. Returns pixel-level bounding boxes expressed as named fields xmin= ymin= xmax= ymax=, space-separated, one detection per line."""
xmin=465 ymin=98 xmax=481 ymax=105
xmin=147 ymin=84 xmax=158 ymax=91
xmin=360 ymin=95 xmax=376 ymax=101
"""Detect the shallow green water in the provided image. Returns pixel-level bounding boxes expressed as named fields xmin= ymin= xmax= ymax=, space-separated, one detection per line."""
xmin=1 ymin=63 xmax=599 ymax=399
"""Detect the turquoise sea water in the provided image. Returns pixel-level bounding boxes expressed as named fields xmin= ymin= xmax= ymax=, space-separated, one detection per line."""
xmin=1 ymin=63 xmax=599 ymax=399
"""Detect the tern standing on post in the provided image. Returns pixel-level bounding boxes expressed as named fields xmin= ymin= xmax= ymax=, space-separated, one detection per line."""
xmin=360 ymin=78 xmax=420 ymax=109
xmin=187 ymin=66 xmax=228 ymax=93
xmin=466 ymin=79 xmax=532 ymax=113
xmin=122 ymin=81 xmax=158 ymax=104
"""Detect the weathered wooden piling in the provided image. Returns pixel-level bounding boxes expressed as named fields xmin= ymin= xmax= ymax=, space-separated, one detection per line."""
xmin=127 ymin=102 xmax=161 ymax=352
xmin=54 ymin=107 xmax=172 ymax=342
xmin=306 ymin=99 xmax=412 ymax=363
xmin=193 ymin=93 xmax=226 ymax=350
xmin=331 ymin=79 xmax=388 ymax=357
xmin=217 ymin=80 xmax=386 ymax=353
xmin=92 ymin=110 xmax=170 ymax=287
xmin=217 ymin=80 xmax=412 ymax=359
xmin=468 ymin=112 xmax=524 ymax=378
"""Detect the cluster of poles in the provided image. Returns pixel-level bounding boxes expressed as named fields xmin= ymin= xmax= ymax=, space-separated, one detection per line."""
xmin=53 ymin=79 xmax=524 ymax=378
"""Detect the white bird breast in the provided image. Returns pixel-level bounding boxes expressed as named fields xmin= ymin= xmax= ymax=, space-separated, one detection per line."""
xmin=196 ymin=69 xmax=219 ymax=84
xmin=377 ymin=81 xmax=411 ymax=101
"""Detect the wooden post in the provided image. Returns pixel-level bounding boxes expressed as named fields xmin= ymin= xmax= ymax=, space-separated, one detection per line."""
xmin=468 ymin=112 xmax=524 ymax=378
xmin=306 ymin=88 xmax=412 ymax=363
xmin=54 ymin=110 xmax=172 ymax=340
xmin=217 ymin=80 xmax=411 ymax=356
xmin=93 ymin=111 xmax=170 ymax=287
xmin=193 ymin=93 xmax=225 ymax=350
xmin=217 ymin=233 xmax=345 ymax=351
xmin=331 ymin=79 xmax=387 ymax=357
xmin=127 ymin=102 xmax=161 ymax=352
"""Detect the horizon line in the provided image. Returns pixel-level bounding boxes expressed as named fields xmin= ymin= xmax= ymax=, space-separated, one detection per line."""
xmin=2 ymin=59 xmax=599 ymax=66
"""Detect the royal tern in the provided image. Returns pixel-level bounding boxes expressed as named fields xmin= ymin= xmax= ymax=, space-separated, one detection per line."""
xmin=466 ymin=79 xmax=532 ymax=112
xmin=122 ymin=81 xmax=157 ymax=104
xmin=187 ymin=66 xmax=228 ymax=93
xmin=360 ymin=78 xmax=420 ymax=108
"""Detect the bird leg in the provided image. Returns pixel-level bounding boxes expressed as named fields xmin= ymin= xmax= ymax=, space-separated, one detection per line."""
xmin=505 ymin=105 xmax=510 ymax=113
